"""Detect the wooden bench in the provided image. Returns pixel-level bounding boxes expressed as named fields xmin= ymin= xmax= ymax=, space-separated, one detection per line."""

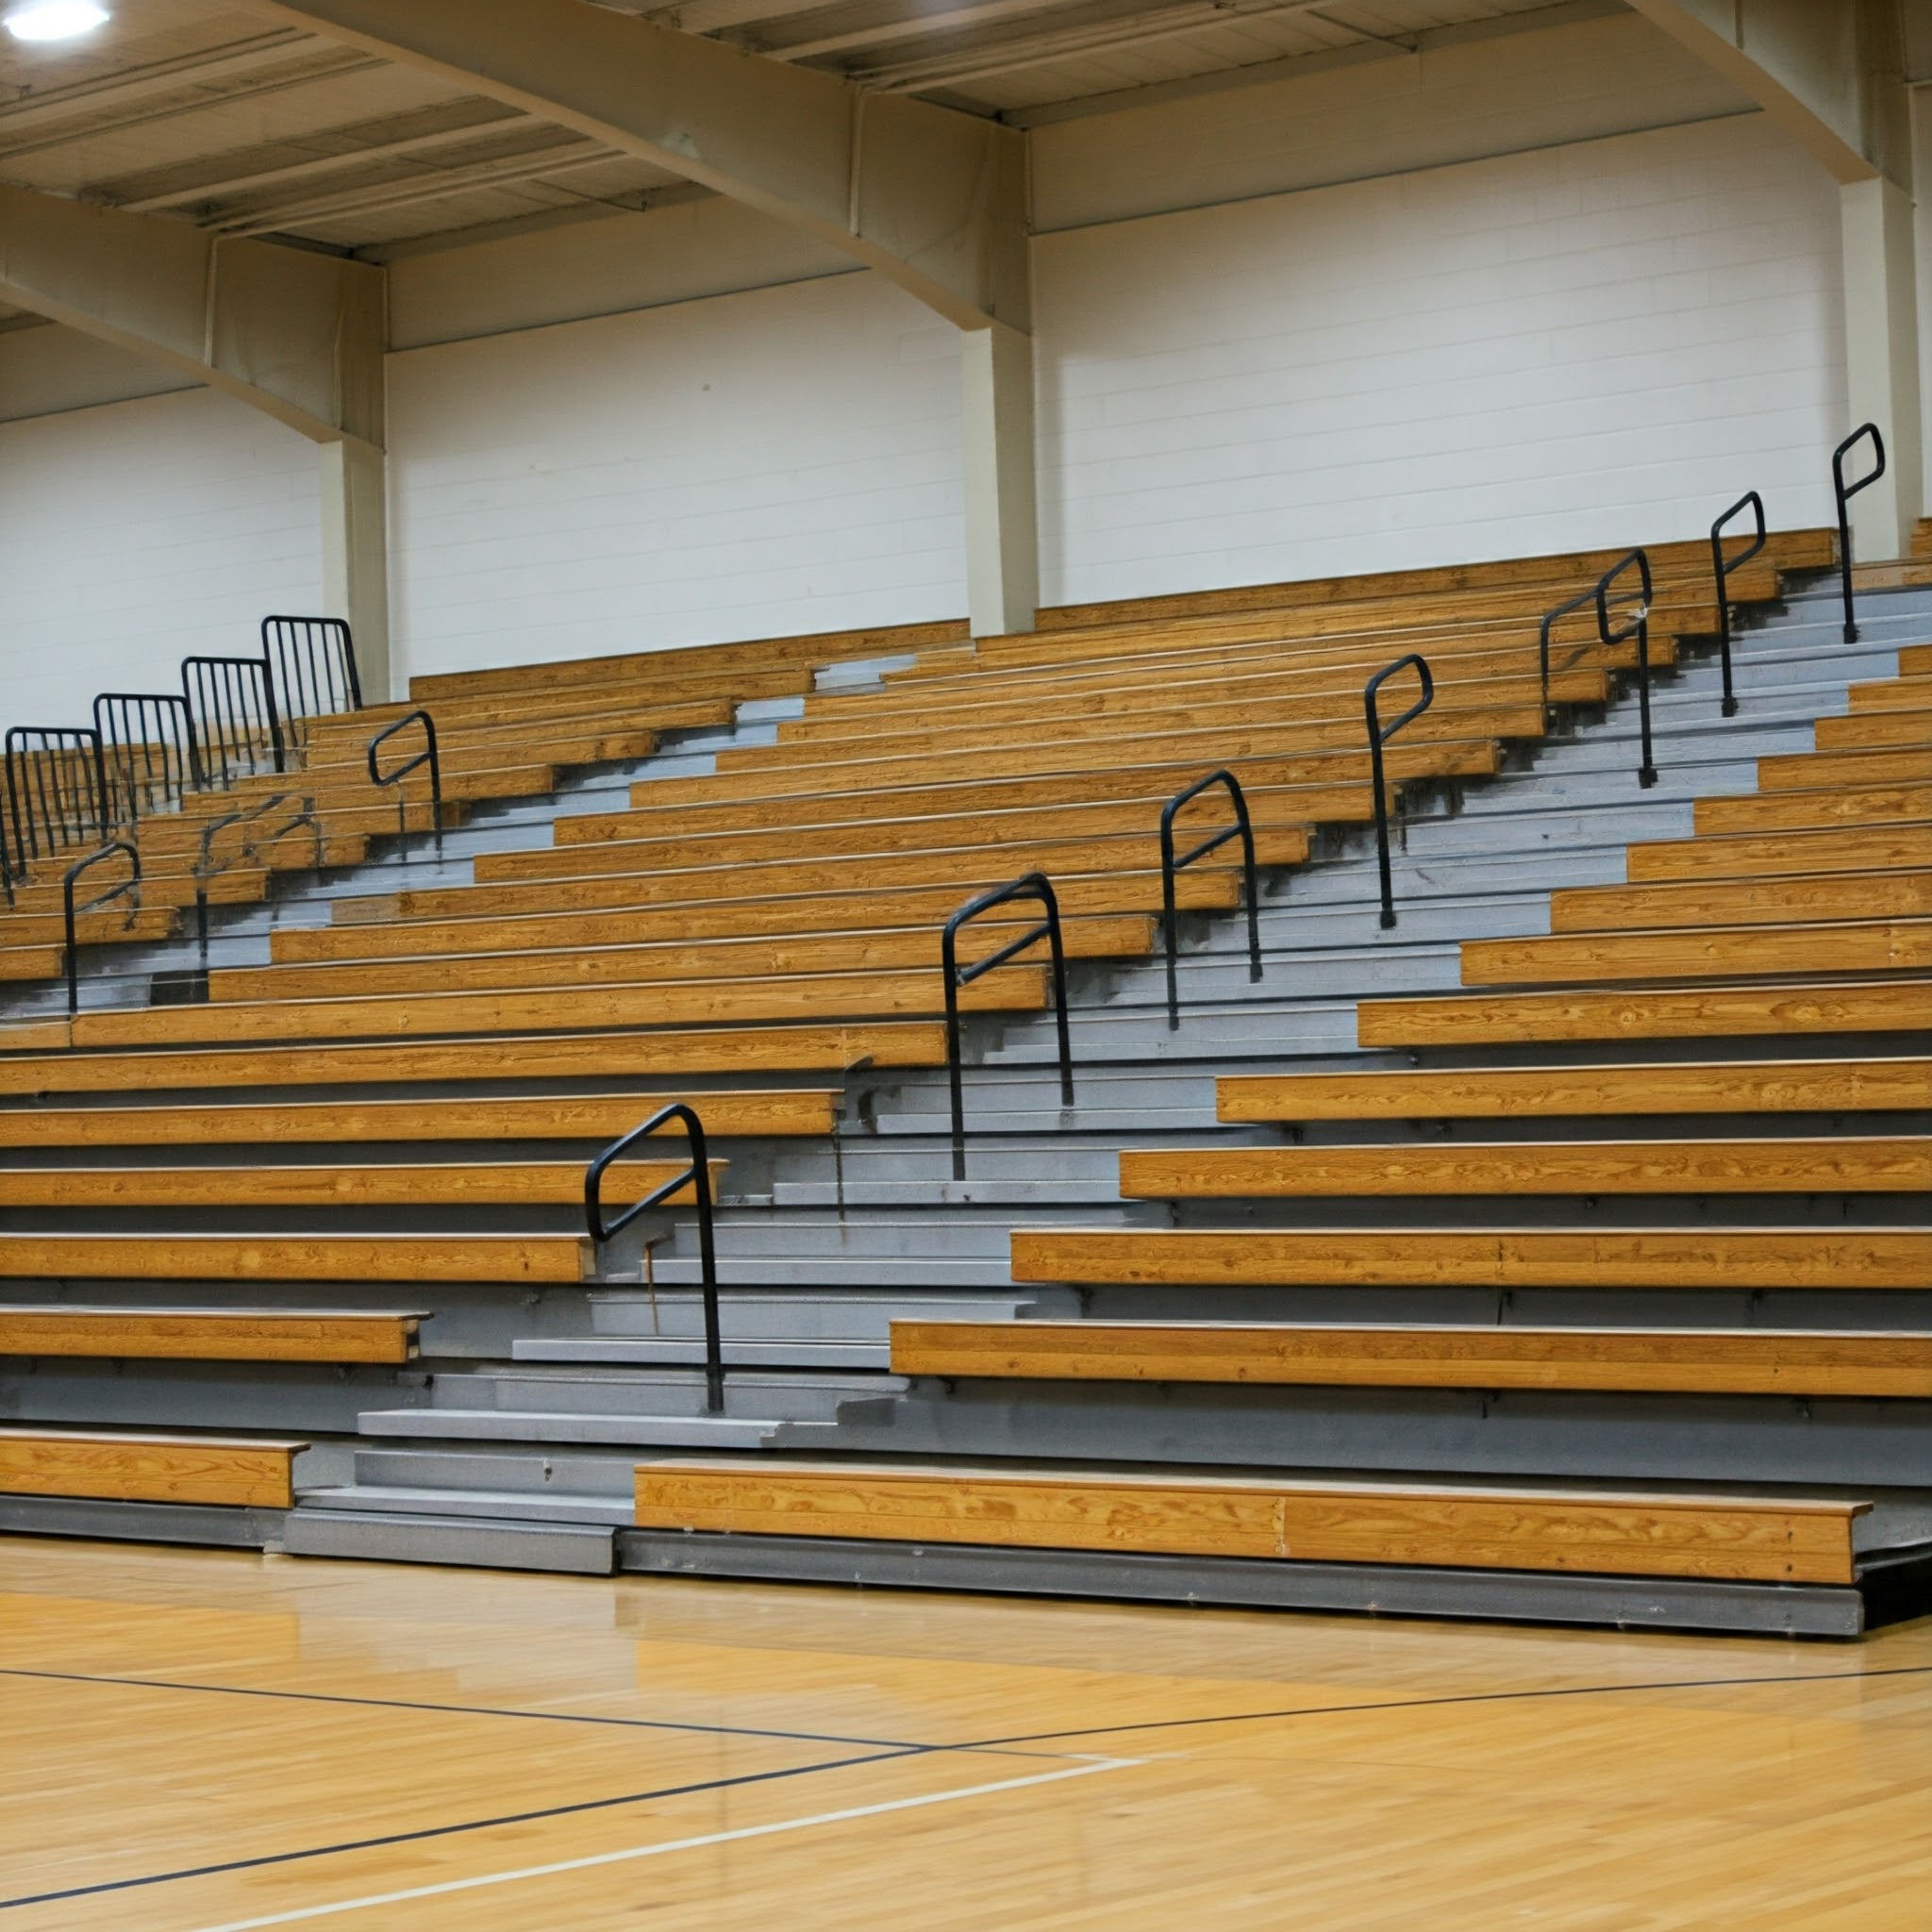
xmin=0 ymin=1234 xmax=588 ymax=1283
xmin=0 ymin=1307 xmax=425 ymax=1362
xmin=1815 ymin=709 xmax=1932 ymax=751
xmin=274 ymin=875 xmax=1235 ymax=967
xmin=0 ymin=1428 xmax=307 ymax=1507
xmin=51 ymin=964 xmax=1040 ymax=1054
xmin=1007 ymin=1226 xmax=1926 ymax=1291
xmin=633 ymin=1460 xmax=1867 ymax=1585
xmin=0 ymin=1158 xmax=721 ymax=1209
xmin=0 ymin=1023 xmax=943 ymax=1094
xmin=210 ymin=915 xmax=1158 ymax=1006
xmin=0 ymin=1090 xmax=836 ymax=1144
xmin=1116 ymin=1137 xmax=1929 ymax=1197
xmin=1459 ymin=920 xmax=1930 ymax=986
xmin=1547 ymin=873 xmax=1932 ymax=934
xmin=887 ymin=1320 xmax=1932 ymax=1398
xmin=1214 ymin=1058 xmax=1932 ymax=1122
xmin=1357 ymin=980 xmax=1929 ymax=1048
xmin=1624 ymin=825 xmax=1932 ymax=884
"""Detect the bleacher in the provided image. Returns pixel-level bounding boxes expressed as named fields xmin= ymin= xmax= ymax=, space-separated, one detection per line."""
xmin=0 ymin=508 xmax=1924 ymax=1637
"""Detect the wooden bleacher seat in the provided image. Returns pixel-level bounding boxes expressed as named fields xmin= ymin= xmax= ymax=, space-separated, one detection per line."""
xmin=0 ymin=1428 xmax=307 ymax=1508
xmin=1356 ymin=980 xmax=1928 ymax=1048
xmin=1458 ymin=919 xmax=1930 ymax=986
xmin=1116 ymin=1137 xmax=1929 ymax=1196
xmin=1008 ymin=1226 xmax=1926 ymax=1291
xmin=0 ymin=1307 xmax=425 ymax=1362
xmin=634 ymin=1460 xmax=1868 ymax=1585
xmin=0 ymin=1234 xmax=588 ymax=1284
xmin=886 ymin=1319 xmax=1932 ymax=1398
xmin=0 ymin=1089 xmax=835 ymax=1144
xmin=1213 ymin=1058 xmax=1932 ymax=1121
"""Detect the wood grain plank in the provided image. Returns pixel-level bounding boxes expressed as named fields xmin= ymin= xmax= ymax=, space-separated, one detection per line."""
xmin=1008 ymin=1226 xmax=1929 ymax=1291
xmin=0 ymin=1234 xmax=587 ymax=1284
xmin=888 ymin=1320 xmax=1932 ymax=1398
xmin=634 ymin=1461 xmax=1864 ymax=1584
xmin=0 ymin=1307 xmax=423 ymax=1363
xmin=1215 ymin=1058 xmax=1932 ymax=1121
xmin=0 ymin=1429 xmax=306 ymax=1507
xmin=1117 ymin=1137 xmax=1931 ymax=1197
xmin=1459 ymin=920 xmax=1932 ymax=986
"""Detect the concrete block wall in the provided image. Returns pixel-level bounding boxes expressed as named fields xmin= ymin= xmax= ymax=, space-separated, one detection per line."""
xmin=0 ymin=388 xmax=322 ymax=720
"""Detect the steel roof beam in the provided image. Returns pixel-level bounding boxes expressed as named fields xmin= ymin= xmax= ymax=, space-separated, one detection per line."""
xmin=243 ymin=0 xmax=1029 ymax=329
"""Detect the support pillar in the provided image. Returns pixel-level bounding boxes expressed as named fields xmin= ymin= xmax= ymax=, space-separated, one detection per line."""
xmin=1840 ymin=174 xmax=1923 ymax=563
xmin=320 ymin=436 xmax=391 ymax=701
xmin=961 ymin=322 xmax=1039 ymax=640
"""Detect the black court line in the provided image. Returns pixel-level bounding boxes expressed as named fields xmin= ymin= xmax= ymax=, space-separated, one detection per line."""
xmin=936 ymin=1662 xmax=1932 ymax=1751
xmin=0 ymin=1665 xmax=924 ymax=1753
xmin=0 ymin=1746 xmax=928 ymax=1911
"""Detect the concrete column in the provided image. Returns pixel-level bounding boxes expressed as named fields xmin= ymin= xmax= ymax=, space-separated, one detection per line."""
xmin=1840 ymin=174 xmax=1924 ymax=562
xmin=320 ymin=436 xmax=392 ymax=701
xmin=960 ymin=321 xmax=1039 ymax=639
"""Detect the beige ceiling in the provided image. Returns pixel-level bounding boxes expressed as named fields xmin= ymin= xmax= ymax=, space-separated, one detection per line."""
xmin=0 ymin=0 xmax=1591 ymax=257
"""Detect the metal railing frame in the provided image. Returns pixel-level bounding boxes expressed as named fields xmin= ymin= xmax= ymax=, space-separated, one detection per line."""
xmin=92 ymin=691 xmax=204 ymax=826
xmin=1364 ymin=654 xmax=1435 ymax=930
xmin=182 ymin=654 xmax=285 ymax=786
xmin=5 ymin=725 xmax=110 ymax=875
xmin=585 ymin=1103 xmax=723 ymax=1412
xmin=1593 ymin=548 xmax=1657 ymax=789
xmin=1832 ymin=422 xmax=1887 ymax=644
xmin=192 ymin=791 xmax=322 ymax=959
xmin=62 ymin=840 xmax=140 ymax=1017
xmin=1707 ymin=491 xmax=1766 ymax=719
xmin=261 ymin=614 xmax=362 ymax=741
xmin=1158 ymin=768 xmax=1260 ymax=1032
xmin=942 ymin=872 xmax=1074 ymax=1180
xmin=367 ymin=708 xmax=443 ymax=843
xmin=1536 ymin=584 xmax=1601 ymax=723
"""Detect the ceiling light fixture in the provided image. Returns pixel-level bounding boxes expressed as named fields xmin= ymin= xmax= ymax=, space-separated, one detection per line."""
xmin=6 ymin=1 xmax=110 ymax=42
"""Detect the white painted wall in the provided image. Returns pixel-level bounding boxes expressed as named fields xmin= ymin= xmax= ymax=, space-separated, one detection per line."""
xmin=387 ymin=270 xmax=965 ymax=684
xmin=1034 ymin=113 xmax=1846 ymax=606
xmin=0 ymin=388 xmax=322 ymax=722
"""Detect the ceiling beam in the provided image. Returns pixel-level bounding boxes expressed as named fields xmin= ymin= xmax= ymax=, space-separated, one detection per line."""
xmin=0 ymin=183 xmax=383 ymax=445
xmin=1623 ymin=0 xmax=1908 ymax=185
xmin=242 ymin=0 xmax=1029 ymax=329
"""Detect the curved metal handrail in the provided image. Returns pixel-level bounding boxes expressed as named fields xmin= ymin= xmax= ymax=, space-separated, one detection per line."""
xmin=62 ymin=840 xmax=140 ymax=1018
xmin=941 ymin=872 xmax=1074 ymax=1179
xmin=1158 ymin=768 xmax=1260 ymax=1032
xmin=1833 ymin=422 xmax=1887 ymax=643
xmin=1364 ymin=654 xmax=1434 ymax=930
xmin=1594 ymin=548 xmax=1657 ymax=789
xmin=1708 ymin=491 xmax=1766 ymax=718
xmin=585 ymin=1102 xmax=723 ymax=1411
xmin=367 ymin=708 xmax=442 ymax=840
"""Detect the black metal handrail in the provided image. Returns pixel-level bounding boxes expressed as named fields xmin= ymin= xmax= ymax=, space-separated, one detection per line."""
xmin=1364 ymin=654 xmax=1434 ymax=930
xmin=1833 ymin=421 xmax=1886 ymax=643
xmin=192 ymin=791 xmax=323 ymax=958
xmin=1594 ymin=548 xmax=1657 ymax=789
xmin=585 ymin=1103 xmax=723 ymax=1412
xmin=367 ymin=708 xmax=442 ymax=840
xmin=93 ymin=691 xmax=204 ymax=826
xmin=1537 ymin=583 xmax=1602 ymax=720
xmin=942 ymin=872 xmax=1073 ymax=1180
xmin=1159 ymin=769 xmax=1260 ymax=1032
xmin=182 ymin=654 xmax=285 ymax=785
xmin=262 ymin=614 xmax=362 ymax=741
xmin=62 ymin=841 xmax=140 ymax=1018
xmin=6 ymin=725 xmax=109 ymax=874
xmin=1707 ymin=491 xmax=1766 ymax=718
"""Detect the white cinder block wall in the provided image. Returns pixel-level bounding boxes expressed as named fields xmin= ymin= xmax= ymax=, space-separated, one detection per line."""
xmin=0 ymin=6 xmax=1860 ymax=699
xmin=388 ymin=272 xmax=963 ymax=684
xmin=1033 ymin=114 xmax=1846 ymax=606
xmin=0 ymin=389 xmax=322 ymax=720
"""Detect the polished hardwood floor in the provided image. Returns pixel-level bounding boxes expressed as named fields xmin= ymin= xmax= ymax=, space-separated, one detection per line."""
xmin=0 ymin=1538 xmax=1926 ymax=1929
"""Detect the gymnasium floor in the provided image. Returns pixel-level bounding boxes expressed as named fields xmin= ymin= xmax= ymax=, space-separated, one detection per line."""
xmin=1 ymin=1540 xmax=1926 ymax=1929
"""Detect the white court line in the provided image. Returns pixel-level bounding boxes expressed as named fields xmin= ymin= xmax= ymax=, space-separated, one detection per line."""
xmin=186 ymin=1755 xmax=1139 ymax=1932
